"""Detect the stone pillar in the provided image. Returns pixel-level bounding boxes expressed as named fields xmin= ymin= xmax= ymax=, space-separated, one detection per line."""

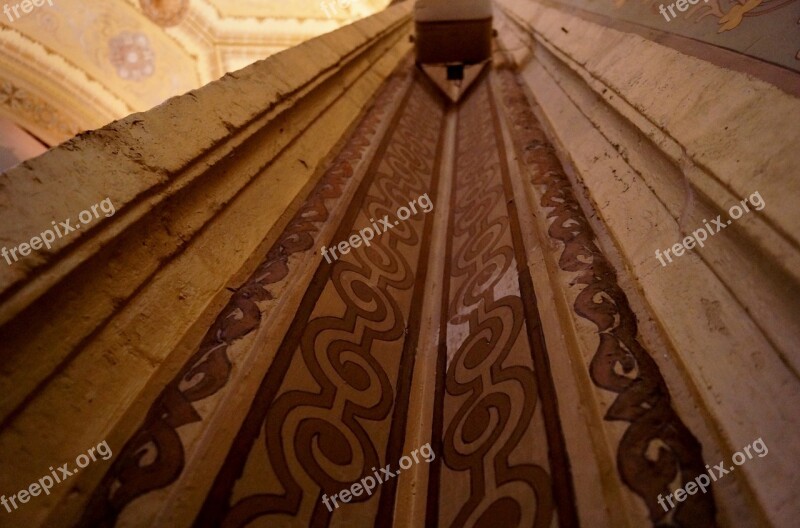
xmin=0 ymin=4 xmax=413 ymax=526
xmin=493 ymin=1 xmax=800 ymax=526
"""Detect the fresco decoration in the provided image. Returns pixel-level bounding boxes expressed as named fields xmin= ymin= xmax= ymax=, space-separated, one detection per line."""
xmin=0 ymin=0 xmax=197 ymax=110
xmin=76 ymin=67 xmax=413 ymax=528
xmin=497 ymin=69 xmax=717 ymax=526
xmin=0 ymin=78 xmax=81 ymax=144
xmin=204 ymin=0 xmax=389 ymax=19
xmin=140 ymin=0 xmax=190 ymax=27
xmin=194 ymin=78 xmax=444 ymax=527
xmin=547 ymin=0 xmax=800 ymax=72
xmin=432 ymin=77 xmax=565 ymax=527
xmin=0 ymin=26 xmax=136 ymax=144
xmin=0 ymin=0 xmax=382 ymax=149
xmin=75 ymin=65 xmax=581 ymax=528
xmin=108 ymin=32 xmax=157 ymax=82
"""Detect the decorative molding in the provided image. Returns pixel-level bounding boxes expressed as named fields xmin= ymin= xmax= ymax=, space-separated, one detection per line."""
xmin=496 ymin=69 xmax=716 ymax=527
xmin=0 ymin=0 xmax=389 ymax=145
xmin=140 ymin=0 xmax=190 ymax=27
xmin=492 ymin=4 xmax=800 ymax=524
xmin=0 ymin=27 xmax=132 ymax=144
xmin=0 ymin=78 xmax=81 ymax=145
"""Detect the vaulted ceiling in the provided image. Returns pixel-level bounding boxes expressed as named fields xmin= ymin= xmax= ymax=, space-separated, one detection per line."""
xmin=0 ymin=0 xmax=389 ymax=146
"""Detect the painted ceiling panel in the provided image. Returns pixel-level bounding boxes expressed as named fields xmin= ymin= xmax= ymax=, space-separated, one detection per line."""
xmin=0 ymin=0 xmax=390 ymax=146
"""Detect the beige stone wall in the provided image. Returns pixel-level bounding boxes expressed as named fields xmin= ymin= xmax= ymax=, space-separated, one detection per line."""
xmin=0 ymin=4 xmax=413 ymax=525
xmin=494 ymin=1 xmax=800 ymax=526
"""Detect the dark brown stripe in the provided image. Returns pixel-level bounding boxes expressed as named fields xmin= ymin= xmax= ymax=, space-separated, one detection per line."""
xmin=374 ymin=69 xmax=449 ymax=526
xmin=487 ymin=76 xmax=580 ymax=528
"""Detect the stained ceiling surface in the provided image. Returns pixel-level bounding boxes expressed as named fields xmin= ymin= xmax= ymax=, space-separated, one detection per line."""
xmin=0 ymin=0 xmax=389 ymax=146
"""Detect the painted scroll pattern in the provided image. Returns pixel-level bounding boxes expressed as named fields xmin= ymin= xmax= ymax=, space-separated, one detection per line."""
xmin=496 ymin=70 xmax=716 ymax=527
xmin=194 ymin=78 xmax=444 ymax=527
xmin=435 ymin=78 xmax=555 ymax=528
xmin=78 ymin=68 xmax=411 ymax=528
